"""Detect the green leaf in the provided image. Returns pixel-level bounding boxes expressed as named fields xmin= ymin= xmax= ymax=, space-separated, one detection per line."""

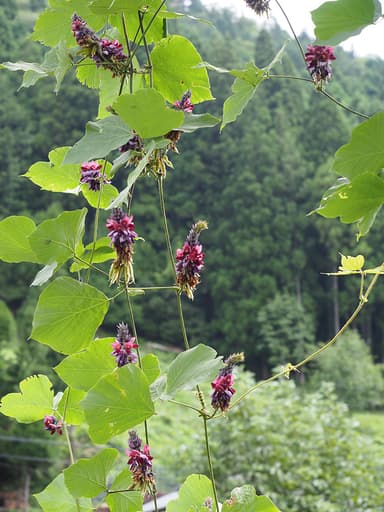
xmin=222 ymin=487 xmax=281 ymax=512
xmin=29 ymin=209 xmax=86 ymax=267
xmin=89 ymin=0 xmax=149 ymax=14
xmin=108 ymin=140 xmax=157 ymax=209
xmin=81 ymin=183 xmax=119 ymax=209
xmin=178 ymin=113 xmax=220 ymax=133
xmin=167 ymin=474 xmax=216 ymax=512
xmin=142 ymin=354 xmax=161 ymax=384
xmin=222 ymin=76 xmax=257 ymax=131
xmin=165 ymin=344 xmax=223 ymax=399
xmin=0 ymin=216 xmax=39 ymax=263
xmin=24 ymin=146 xmax=80 ymax=193
xmin=64 ymin=117 xmax=133 ymax=164
xmin=312 ymin=0 xmax=382 ymax=45
xmin=0 ymin=374 xmax=53 ymax=423
xmin=64 ymin=448 xmax=119 ymax=498
xmin=339 ymin=254 xmax=365 ymax=272
xmin=34 ymin=474 xmax=93 ymax=512
xmin=70 ymin=238 xmax=115 ymax=272
xmin=57 ymin=387 xmax=86 ymax=425
xmin=32 ymin=0 xmax=106 ymax=47
xmin=113 ymin=89 xmax=184 ymax=139
xmin=83 ymin=365 xmax=154 ymax=444
xmin=55 ymin=338 xmax=116 ymax=391
xmin=152 ymin=35 xmax=213 ymax=103
xmin=31 ymin=277 xmax=109 ymax=355
xmin=332 ymin=112 xmax=384 ymax=179
xmin=316 ymin=174 xmax=384 ymax=237
xmin=106 ymin=468 xmax=143 ymax=512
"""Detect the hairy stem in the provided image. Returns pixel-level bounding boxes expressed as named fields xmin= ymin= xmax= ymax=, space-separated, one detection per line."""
xmin=230 ymin=270 xmax=381 ymax=409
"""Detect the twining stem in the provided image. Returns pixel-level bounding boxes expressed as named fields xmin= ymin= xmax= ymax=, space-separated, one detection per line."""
xmin=230 ymin=270 xmax=381 ymax=409
xmin=86 ymin=160 xmax=107 ymax=283
xmin=158 ymin=177 xmax=177 ymax=280
xmin=138 ymin=10 xmax=153 ymax=88
xmin=123 ymin=285 xmax=158 ymax=512
xmin=121 ymin=13 xmax=134 ymax=94
xmin=203 ymin=416 xmax=220 ymax=512
xmin=177 ymin=292 xmax=190 ymax=351
xmin=273 ymin=0 xmax=306 ymax=62
xmin=167 ymin=399 xmax=202 ymax=413
xmin=268 ymin=75 xmax=371 ymax=119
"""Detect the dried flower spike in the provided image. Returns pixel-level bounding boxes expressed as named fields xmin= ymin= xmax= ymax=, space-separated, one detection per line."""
xmin=111 ymin=322 xmax=138 ymax=367
xmin=106 ymin=208 xmax=138 ymax=285
xmin=175 ymin=220 xmax=208 ymax=299
xmin=305 ymin=44 xmax=336 ymax=89
xmin=211 ymin=353 xmax=244 ymax=412
xmin=127 ymin=430 xmax=156 ymax=494
xmin=245 ymin=0 xmax=270 ymax=16
xmin=43 ymin=415 xmax=63 ymax=435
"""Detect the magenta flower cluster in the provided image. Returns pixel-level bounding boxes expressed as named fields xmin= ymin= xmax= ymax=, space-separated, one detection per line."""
xmin=176 ymin=220 xmax=207 ymax=299
xmin=71 ymin=14 xmax=127 ymax=76
xmin=174 ymin=90 xmax=194 ymax=113
xmin=106 ymin=208 xmax=138 ymax=284
xmin=80 ymin=161 xmax=110 ymax=191
xmin=111 ymin=322 xmax=138 ymax=367
xmin=211 ymin=353 xmax=244 ymax=412
xmin=43 ymin=415 xmax=63 ymax=436
xmin=119 ymin=134 xmax=142 ymax=153
xmin=127 ymin=430 xmax=155 ymax=494
xmin=305 ymin=44 xmax=336 ymax=88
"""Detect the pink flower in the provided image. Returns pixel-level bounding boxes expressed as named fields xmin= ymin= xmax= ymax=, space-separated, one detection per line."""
xmin=305 ymin=45 xmax=336 ymax=88
xmin=43 ymin=415 xmax=63 ymax=435
xmin=174 ymin=90 xmax=194 ymax=113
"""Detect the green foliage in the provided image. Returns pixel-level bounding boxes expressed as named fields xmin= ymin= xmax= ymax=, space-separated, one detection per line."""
xmin=221 ymin=486 xmax=281 ymax=512
xmin=308 ymin=330 xmax=384 ymax=411
xmin=34 ymin=473 xmax=93 ymax=512
xmin=31 ymin=277 xmax=109 ymax=354
xmin=166 ymin=474 xmax=217 ymax=512
xmin=0 ymin=374 xmax=53 ymax=423
xmin=312 ymin=0 xmax=382 ymax=45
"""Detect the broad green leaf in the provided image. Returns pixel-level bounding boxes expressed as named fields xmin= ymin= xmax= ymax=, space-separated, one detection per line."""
xmin=57 ymin=387 xmax=86 ymax=425
xmin=32 ymin=0 xmax=106 ymax=47
xmin=178 ymin=113 xmax=220 ymax=133
xmin=29 ymin=209 xmax=86 ymax=267
xmin=167 ymin=474 xmax=216 ymax=512
xmin=108 ymin=140 xmax=156 ymax=209
xmin=81 ymin=183 xmax=119 ymax=209
xmin=1 ymin=61 xmax=48 ymax=87
xmin=312 ymin=0 xmax=382 ymax=45
xmin=70 ymin=238 xmax=114 ymax=272
xmin=106 ymin=468 xmax=143 ymax=512
xmin=152 ymin=35 xmax=213 ymax=104
xmin=31 ymin=262 xmax=58 ymax=287
xmin=222 ymin=486 xmax=281 ymax=512
xmin=76 ymin=58 xmax=101 ymax=89
xmin=0 ymin=216 xmax=39 ymax=263
xmin=150 ymin=374 xmax=167 ymax=400
xmin=0 ymin=374 xmax=53 ymax=423
xmin=55 ymin=338 xmax=116 ymax=391
xmin=332 ymin=112 xmax=384 ymax=179
xmin=142 ymin=354 xmax=161 ymax=384
xmin=24 ymin=146 xmax=80 ymax=193
xmin=89 ymin=0 xmax=149 ymax=14
xmin=316 ymin=174 xmax=384 ymax=237
xmin=222 ymin=77 xmax=257 ymax=131
xmin=83 ymin=365 xmax=154 ymax=443
xmin=34 ymin=474 xmax=93 ymax=512
xmin=64 ymin=117 xmax=133 ymax=164
xmin=113 ymin=89 xmax=184 ymax=138
xmin=165 ymin=344 xmax=223 ymax=398
xmin=64 ymin=448 xmax=119 ymax=498
xmin=31 ymin=277 xmax=109 ymax=355
xmin=339 ymin=254 xmax=365 ymax=272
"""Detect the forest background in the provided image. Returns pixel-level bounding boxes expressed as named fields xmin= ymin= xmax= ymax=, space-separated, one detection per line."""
xmin=1 ymin=0 xmax=384 ymax=510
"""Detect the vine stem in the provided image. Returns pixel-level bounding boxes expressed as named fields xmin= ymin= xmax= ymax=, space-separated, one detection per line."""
xmin=273 ymin=0 xmax=306 ymax=62
xmin=203 ymin=416 xmax=220 ymax=512
xmin=124 ymin=285 xmax=158 ymax=512
xmin=230 ymin=270 xmax=381 ymax=409
xmin=158 ymin=177 xmax=177 ymax=280
xmin=63 ymin=424 xmax=81 ymax=512
xmin=138 ymin=10 xmax=153 ymax=87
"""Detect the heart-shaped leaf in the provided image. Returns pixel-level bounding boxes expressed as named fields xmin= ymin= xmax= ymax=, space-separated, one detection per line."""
xmin=0 ymin=216 xmax=39 ymax=263
xmin=34 ymin=474 xmax=93 ymax=512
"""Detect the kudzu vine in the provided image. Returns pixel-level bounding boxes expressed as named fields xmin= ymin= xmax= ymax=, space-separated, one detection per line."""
xmin=1 ymin=0 xmax=384 ymax=511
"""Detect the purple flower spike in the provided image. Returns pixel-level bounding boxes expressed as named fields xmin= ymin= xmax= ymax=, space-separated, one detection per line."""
xmin=211 ymin=353 xmax=244 ymax=413
xmin=244 ymin=0 xmax=270 ymax=15
xmin=305 ymin=45 xmax=336 ymax=89
xmin=176 ymin=220 xmax=208 ymax=299
xmin=80 ymin=161 xmax=110 ymax=191
xmin=174 ymin=90 xmax=194 ymax=113
xmin=106 ymin=208 xmax=138 ymax=284
xmin=111 ymin=322 xmax=138 ymax=367
xmin=126 ymin=430 xmax=156 ymax=494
